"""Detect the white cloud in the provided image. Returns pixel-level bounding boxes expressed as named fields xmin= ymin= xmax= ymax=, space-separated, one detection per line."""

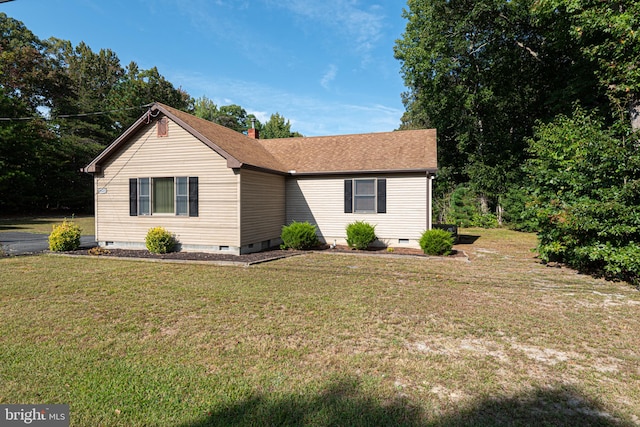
xmin=248 ymin=110 xmax=270 ymax=124
xmin=172 ymin=71 xmax=402 ymax=136
xmin=264 ymin=0 xmax=386 ymax=62
xmin=320 ymin=64 xmax=338 ymax=89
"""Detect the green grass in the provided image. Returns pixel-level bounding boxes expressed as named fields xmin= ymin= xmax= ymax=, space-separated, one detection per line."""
xmin=0 ymin=216 xmax=95 ymax=235
xmin=1 ymin=228 xmax=639 ymax=426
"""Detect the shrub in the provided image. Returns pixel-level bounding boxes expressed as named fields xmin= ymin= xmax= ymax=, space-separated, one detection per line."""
xmin=346 ymin=221 xmax=377 ymax=250
xmin=48 ymin=219 xmax=82 ymax=252
xmin=281 ymin=221 xmax=319 ymax=250
xmin=446 ymin=186 xmax=480 ymax=227
xmin=471 ymin=212 xmax=500 ymax=228
xmin=419 ymin=228 xmax=454 ymax=256
xmin=145 ymin=227 xmax=176 ymax=254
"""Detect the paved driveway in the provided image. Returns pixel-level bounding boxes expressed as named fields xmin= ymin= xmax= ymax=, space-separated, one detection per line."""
xmin=0 ymin=232 xmax=96 ymax=256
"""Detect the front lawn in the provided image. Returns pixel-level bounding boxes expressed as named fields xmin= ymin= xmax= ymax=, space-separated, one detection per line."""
xmin=0 ymin=216 xmax=95 ymax=235
xmin=0 ymin=229 xmax=638 ymax=426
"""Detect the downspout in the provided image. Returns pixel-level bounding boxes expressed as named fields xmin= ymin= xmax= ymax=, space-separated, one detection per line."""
xmin=426 ymin=172 xmax=434 ymax=230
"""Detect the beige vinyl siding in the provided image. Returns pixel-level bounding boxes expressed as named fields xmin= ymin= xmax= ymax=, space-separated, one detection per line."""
xmin=286 ymin=174 xmax=428 ymax=248
xmin=94 ymin=119 xmax=240 ymax=250
xmin=240 ymin=169 xmax=286 ymax=246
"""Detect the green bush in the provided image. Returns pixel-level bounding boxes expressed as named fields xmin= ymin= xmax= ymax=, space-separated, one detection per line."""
xmin=145 ymin=227 xmax=176 ymax=254
xmin=281 ymin=221 xmax=319 ymax=250
xmin=419 ymin=229 xmax=454 ymax=256
xmin=471 ymin=212 xmax=500 ymax=228
xmin=48 ymin=219 xmax=82 ymax=252
xmin=447 ymin=186 xmax=480 ymax=227
xmin=346 ymin=221 xmax=377 ymax=250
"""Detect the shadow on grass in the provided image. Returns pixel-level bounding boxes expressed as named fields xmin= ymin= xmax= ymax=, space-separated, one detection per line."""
xmin=0 ymin=218 xmax=61 ymax=231
xmin=182 ymin=379 xmax=630 ymax=427
xmin=456 ymin=234 xmax=480 ymax=245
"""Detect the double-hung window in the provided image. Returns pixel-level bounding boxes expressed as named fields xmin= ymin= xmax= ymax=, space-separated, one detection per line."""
xmin=344 ymin=178 xmax=386 ymax=214
xmin=129 ymin=177 xmax=198 ymax=217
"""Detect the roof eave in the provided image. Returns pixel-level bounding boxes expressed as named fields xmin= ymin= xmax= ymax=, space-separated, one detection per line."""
xmin=236 ymin=164 xmax=289 ymax=176
xmin=81 ymin=112 xmax=153 ymax=174
xmin=287 ymin=168 xmax=438 ymax=177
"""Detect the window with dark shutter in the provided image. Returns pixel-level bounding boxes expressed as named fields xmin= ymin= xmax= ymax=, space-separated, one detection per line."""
xmin=129 ymin=178 xmax=138 ymax=216
xmin=377 ymin=178 xmax=386 ymax=214
xmin=157 ymin=116 xmax=168 ymax=137
xmin=344 ymin=180 xmax=353 ymax=213
xmin=129 ymin=176 xmax=198 ymax=217
xmin=344 ymin=178 xmax=387 ymax=214
xmin=188 ymin=177 xmax=199 ymax=217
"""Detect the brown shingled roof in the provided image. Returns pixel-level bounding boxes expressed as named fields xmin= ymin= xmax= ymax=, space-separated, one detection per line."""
xmin=157 ymin=103 xmax=286 ymax=173
xmin=84 ymin=102 xmax=437 ymax=175
xmin=257 ymin=129 xmax=437 ymax=175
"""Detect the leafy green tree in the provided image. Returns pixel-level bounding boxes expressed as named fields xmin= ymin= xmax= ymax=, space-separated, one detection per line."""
xmin=535 ymin=0 xmax=640 ymax=129
xmin=0 ymin=88 xmax=50 ymax=211
xmin=192 ymin=97 xmax=266 ymax=135
xmin=214 ymin=104 xmax=249 ymax=133
xmin=394 ymin=0 xmax=603 ymax=216
xmin=261 ymin=112 xmax=302 ymax=139
xmin=1 ymin=14 xmax=192 ymax=212
xmin=0 ymin=13 xmax=56 ymax=111
xmin=107 ymin=62 xmax=190 ymax=131
xmin=192 ymin=96 xmax=219 ymax=122
xmin=47 ymin=39 xmax=123 ymax=144
xmin=525 ymin=106 xmax=640 ymax=286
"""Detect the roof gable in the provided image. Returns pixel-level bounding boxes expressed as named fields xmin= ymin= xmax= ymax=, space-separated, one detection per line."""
xmin=84 ymin=102 xmax=437 ymax=176
xmin=83 ymin=103 xmax=286 ymax=174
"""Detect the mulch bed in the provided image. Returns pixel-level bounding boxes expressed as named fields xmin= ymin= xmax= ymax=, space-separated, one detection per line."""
xmin=60 ymin=244 xmax=465 ymax=264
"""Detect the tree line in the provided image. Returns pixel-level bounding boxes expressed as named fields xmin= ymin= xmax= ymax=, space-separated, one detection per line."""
xmin=0 ymin=13 xmax=301 ymax=214
xmin=395 ymin=0 xmax=639 ymax=286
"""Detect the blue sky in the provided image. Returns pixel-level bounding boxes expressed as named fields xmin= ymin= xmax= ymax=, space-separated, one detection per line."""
xmin=3 ymin=0 xmax=410 ymax=136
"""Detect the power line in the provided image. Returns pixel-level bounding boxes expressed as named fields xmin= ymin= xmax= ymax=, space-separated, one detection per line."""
xmin=0 ymin=104 xmax=154 ymax=122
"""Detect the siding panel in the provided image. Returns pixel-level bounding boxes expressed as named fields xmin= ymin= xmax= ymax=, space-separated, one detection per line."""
xmin=94 ymin=119 xmax=240 ymax=250
xmin=240 ymin=169 xmax=286 ymax=245
xmin=286 ymin=174 xmax=427 ymax=248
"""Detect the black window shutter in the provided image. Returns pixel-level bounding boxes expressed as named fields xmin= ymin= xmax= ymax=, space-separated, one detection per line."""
xmin=344 ymin=180 xmax=353 ymax=213
xmin=188 ymin=177 xmax=199 ymax=217
xmin=129 ymin=178 xmax=138 ymax=216
xmin=377 ymin=178 xmax=386 ymax=213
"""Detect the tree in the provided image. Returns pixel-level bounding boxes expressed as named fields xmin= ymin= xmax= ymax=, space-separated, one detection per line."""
xmin=192 ymin=95 xmax=219 ymax=122
xmin=261 ymin=112 xmax=302 ymax=139
xmin=214 ymin=104 xmax=250 ymax=133
xmin=394 ymin=0 xmax=603 ymax=214
xmin=0 ymin=13 xmax=56 ymax=111
xmin=0 ymin=88 xmax=51 ymax=211
xmin=535 ymin=0 xmax=640 ymax=130
xmin=0 ymin=14 xmax=192 ymax=212
xmin=47 ymin=39 xmax=123 ymax=144
xmin=525 ymin=106 xmax=640 ymax=286
xmin=107 ymin=62 xmax=190 ymax=131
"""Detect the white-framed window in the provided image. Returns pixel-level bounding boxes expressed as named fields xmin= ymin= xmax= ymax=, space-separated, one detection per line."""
xmin=354 ymin=179 xmax=376 ymax=213
xmin=344 ymin=178 xmax=386 ymax=214
xmin=129 ymin=177 xmax=198 ymax=217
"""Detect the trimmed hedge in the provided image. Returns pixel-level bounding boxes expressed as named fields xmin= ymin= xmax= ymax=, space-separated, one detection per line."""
xmin=145 ymin=227 xmax=176 ymax=254
xmin=346 ymin=221 xmax=377 ymax=250
xmin=281 ymin=221 xmax=319 ymax=250
xmin=48 ymin=219 xmax=82 ymax=252
xmin=419 ymin=228 xmax=454 ymax=256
